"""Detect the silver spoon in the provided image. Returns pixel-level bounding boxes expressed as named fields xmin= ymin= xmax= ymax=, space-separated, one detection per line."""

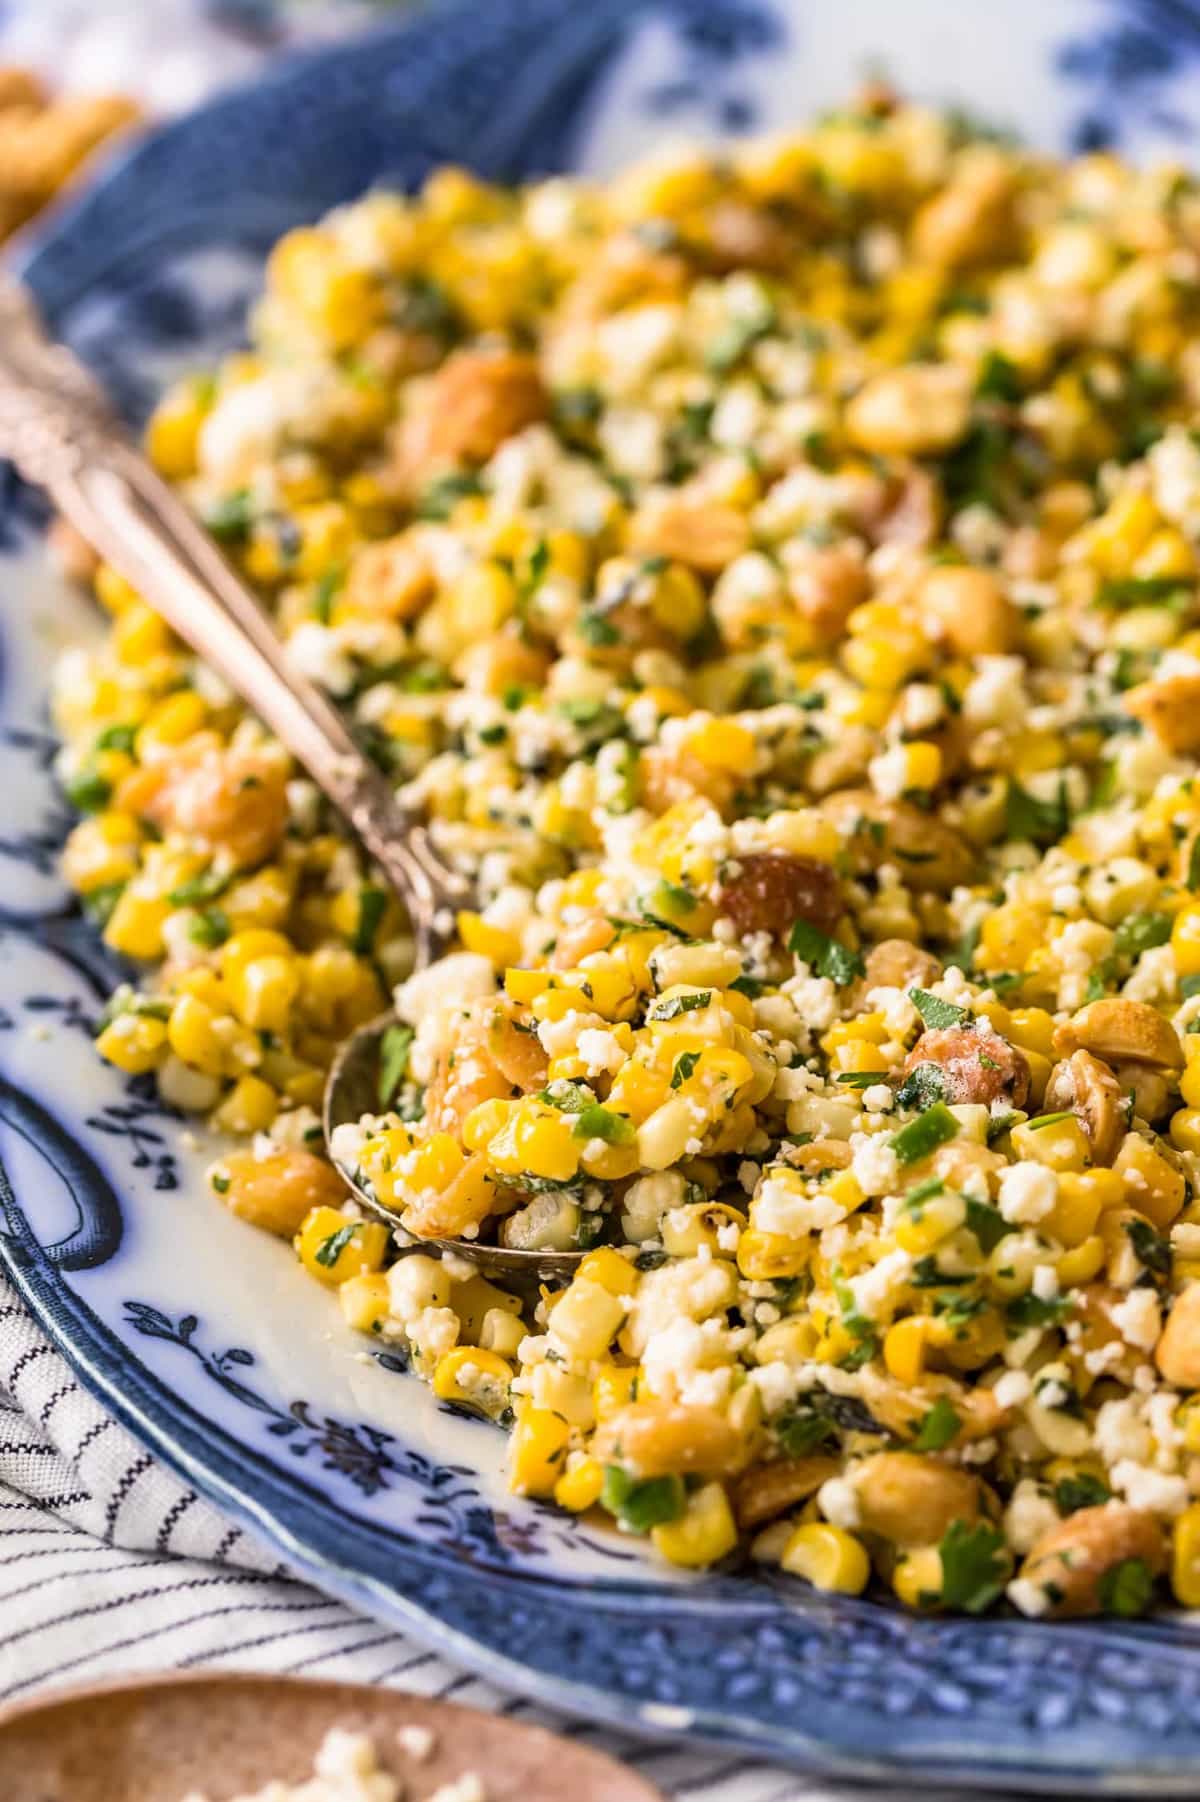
xmin=0 ymin=275 xmax=583 ymax=1283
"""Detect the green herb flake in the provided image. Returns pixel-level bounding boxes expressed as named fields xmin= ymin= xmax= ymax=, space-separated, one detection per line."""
xmin=314 ymin=1223 xmax=358 ymax=1268
xmin=378 ymin=1024 xmax=415 ymax=1108
xmin=1097 ymin=1556 xmax=1155 ymax=1618
xmin=670 ymin=1051 xmax=700 ymax=1090
xmin=95 ymin=722 xmax=138 ymax=755
xmin=1006 ymin=1291 xmax=1072 ymax=1329
xmin=965 ymin=1195 xmax=1013 ymax=1255
xmin=788 ymin=919 xmax=864 ymax=986
xmin=82 ymin=881 xmax=126 ymax=928
xmin=912 ymin=1396 xmax=961 ymax=1452
xmin=1126 ymin=1217 xmax=1172 ymax=1277
xmin=188 ymin=907 xmax=231 ymax=949
xmin=1006 ymin=777 xmax=1070 ymax=847
xmin=909 ymin=988 xmax=971 ymax=1031
xmin=1028 ymin=1110 xmax=1074 ymax=1131
xmin=1054 ymin=1472 xmax=1111 ymax=1515
xmin=1113 ymin=911 xmax=1172 ymax=959
xmin=65 ymin=769 xmax=112 ymax=814
xmin=168 ymin=869 xmax=230 ymax=907
xmin=895 ymin=1063 xmax=948 ymax=1112
xmin=204 ymin=488 xmax=255 ymax=542
xmin=648 ymin=992 xmax=712 ymax=1021
xmin=352 ymin=886 xmax=388 ymax=955
xmin=937 ymin=1519 xmax=1010 ymax=1614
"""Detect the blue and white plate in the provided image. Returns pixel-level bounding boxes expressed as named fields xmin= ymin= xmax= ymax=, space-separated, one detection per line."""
xmin=7 ymin=0 xmax=1200 ymax=1787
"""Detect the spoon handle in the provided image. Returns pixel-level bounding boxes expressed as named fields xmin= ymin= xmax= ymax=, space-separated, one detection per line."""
xmin=0 ymin=275 xmax=468 ymax=960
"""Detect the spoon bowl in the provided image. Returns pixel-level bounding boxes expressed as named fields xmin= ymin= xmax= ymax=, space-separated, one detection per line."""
xmin=324 ymin=1012 xmax=586 ymax=1286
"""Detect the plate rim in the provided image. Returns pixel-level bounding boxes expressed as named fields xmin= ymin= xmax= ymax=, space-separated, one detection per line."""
xmin=6 ymin=3 xmax=1200 ymax=1788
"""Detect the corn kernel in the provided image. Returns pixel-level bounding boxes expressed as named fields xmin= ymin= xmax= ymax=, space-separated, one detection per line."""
xmin=1056 ymin=1234 xmax=1105 ymax=1287
xmin=95 ymin=1012 xmax=167 ymax=1075
xmin=593 ymin=1363 xmax=640 ymax=1419
xmin=1173 ymin=905 xmax=1200 ymax=978
xmin=295 ymin=1206 xmax=390 ymax=1286
xmin=651 ymin=1481 xmax=738 ymax=1568
xmin=737 ymin=1229 xmax=809 ymax=1281
xmin=509 ymin=1403 xmax=571 ymax=1497
xmin=432 ymin=1346 xmax=513 ymax=1418
xmin=213 ymin=1073 xmax=279 ymax=1135
xmin=577 ymin=1246 xmax=639 ymax=1299
xmin=339 ymin=1272 xmax=392 ymax=1335
xmin=549 ymin=1277 xmax=627 ymax=1360
xmin=1170 ymin=1108 xmax=1200 ymax=1154
xmin=781 ymin=1522 xmax=870 ymax=1595
xmin=891 ymin=1544 xmax=945 ymax=1610
xmin=883 ymin=1314 xmax=933 ymax=1385
xmin=1172 ymin=1503 xmax=1200 ymax=1608
xmin=555 ymin=1457 xmax=606 ymax=1513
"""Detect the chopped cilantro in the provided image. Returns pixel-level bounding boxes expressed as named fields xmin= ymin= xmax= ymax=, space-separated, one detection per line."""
xmin=578 ymin=609 xmax=620 ymax=646
xmin=788 ymin=919 xmax=864 ymax=986
xmin=1006 ymin=1291 xmax=1071 ymax=1329
xmin=1126 ymin=1217 xmax=1172 ymax=1277
xmin=937 ymin=1520 xmax=1010 ymax=1614
xmin=82 ymin=881 xmax=126 ymax=928
xmin=415 ymin=470 xmax=483 ymax=520
xmin=909 ymin=988 xmax=970 ymax=1031
xmin=314 ymin=565 xmax=343 ymax=624
xmin=912 ymin=1396 xmax=960 ymax=1452
xmin=64 ymin=769 xmax=111 ymax=813
xmin=975 ymin=349 xmax=1022 ymax=403
xmin=895 ymin=1063 xmax=948 ymax=1112
xmin=540 ymin=1080 xmax=591 ymax=1114
xmin=965 ymin=1195 xmax=1013 ymax=1255
xmin=351 ymin=886 xmax=388 ymax=955
xmin=776 ymin=1411 xmax=837 ymax=1457
xmin=1096 ymin=574 xmax=1194 ymax=611
xmin=648 ymin=992 xmax=712 ymax=1021
xmin=670 ymin=1051 xmax=700 ymax=1090
xmin=204 ymin=488 xmax=254 ymax=542
xmin=1054 ymin=1472 xmax=1110 ymax=1515
xmin=314 ymin=1224 xmax=358 ymax=1268
xmin=836 ymin=1070 xmax=882 ymax=1088
xmin=1113 ymin=911 xmax=1172 ymax=959
xmin=377 ymin=1024 xmax=415 ymax=1108
xmin=1097 ymin=1557 xmax=1155 ymax=1618
xmin=95 ymin=722 xmax=138 ymax=754
xmin=1028 ymin=1110 xmax=1074 ymax=1131
xmin=1006 ymin=777 xmax=1070 ymax=847
xmin=188 ymin=907 xmax=230 ymax=949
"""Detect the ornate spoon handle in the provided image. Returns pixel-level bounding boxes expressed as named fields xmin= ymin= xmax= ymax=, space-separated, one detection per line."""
xmin=0 ymin=275 xmax=469 ymax=963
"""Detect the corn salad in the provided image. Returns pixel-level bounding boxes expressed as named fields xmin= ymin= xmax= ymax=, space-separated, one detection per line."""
xmin=53 ymin=90 xmax=1200 ymax=1614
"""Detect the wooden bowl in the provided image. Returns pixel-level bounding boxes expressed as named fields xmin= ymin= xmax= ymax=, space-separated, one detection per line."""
xmin=0 ymin=1673 xmax=666 ymax=1801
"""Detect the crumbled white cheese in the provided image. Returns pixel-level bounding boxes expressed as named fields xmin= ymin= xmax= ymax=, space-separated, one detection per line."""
xmin=394 ymin=953 xmax=495 ymax=1026
xmin=1003 ymin=1478 xmax=1060 ymax=1554
xmin=849 ymin=1248 xmax=912 ymax=1321
xmin=1111 ymin=1287 xmax=1162 ymax=1353
xmin=997 ymin=1162 xmax=1057 ymax=1225
xmin=1007 ymin=1575 xmax=1053 ymax=1618
xmin=993 ymin=1369 xmax=1033 ymax=1411
xmin=754 ymin=1174 xmax=847 ymax=1236
xmin=1110 ymin=1460 xmax=1190 ymax=1516
xmin=817 ymin=1474 xmax=861 ymax=1530
xmin=850 ymin=1136 xmax=901 ymax=1199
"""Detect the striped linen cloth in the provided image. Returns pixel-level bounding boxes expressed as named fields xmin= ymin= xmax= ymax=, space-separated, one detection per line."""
xmin=0 ymin=1271 xmax=1006 ymax=1801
